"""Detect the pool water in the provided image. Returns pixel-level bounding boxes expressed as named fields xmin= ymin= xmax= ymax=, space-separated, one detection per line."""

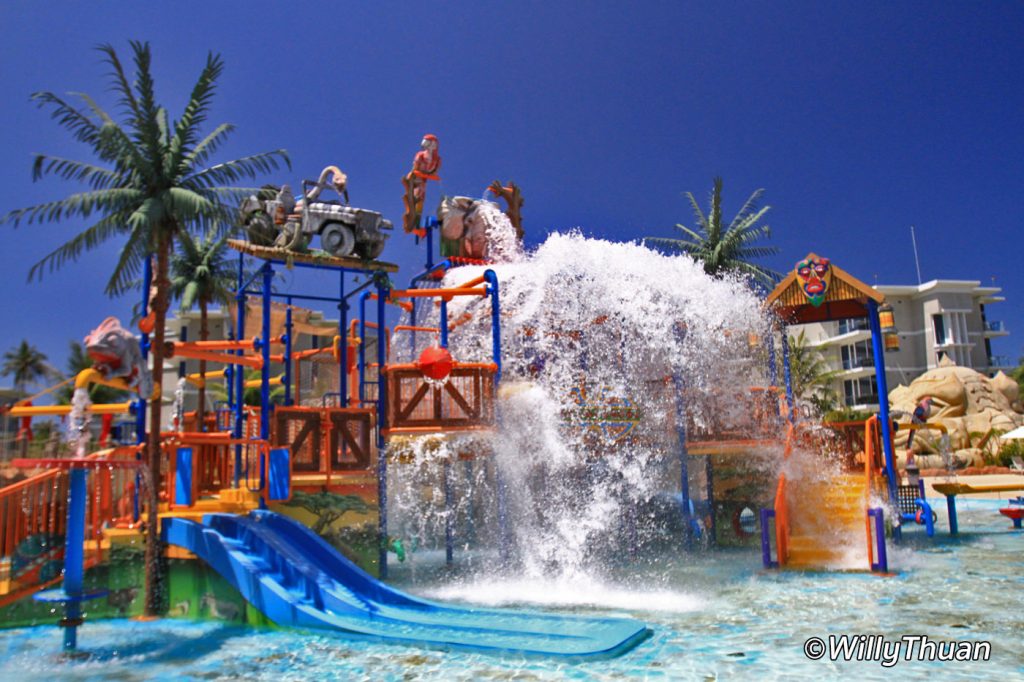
xmin=1 ymin=499 xmax=1021 ymax=680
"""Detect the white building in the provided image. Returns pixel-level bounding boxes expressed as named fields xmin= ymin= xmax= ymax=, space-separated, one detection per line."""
xmin=795 ymin=280 xmax=1010 ymax=411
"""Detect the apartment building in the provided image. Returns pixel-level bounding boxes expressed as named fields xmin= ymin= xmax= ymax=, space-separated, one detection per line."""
xmin=794 ymin=280 xmax=1009 ymax=410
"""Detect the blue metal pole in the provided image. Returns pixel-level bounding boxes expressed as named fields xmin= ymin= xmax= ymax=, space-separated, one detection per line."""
xmin=780 ymin=328 xmax=794 ymax=421
xmin=339 ymin=273 xmax=348 ymax=407
xmin=439 ymin=299 xmax=449 ymax=348
xmin=62 ymin=467 xmax=87 ymax=650
xmin=425 ymin=217 xmax=434 ymax=270
xmin=868 ymin=300 xmax=900 ymax=522
xmin=484 ymin=270 xmax=502 ymax=384
xmin=946 ymin=495 xmax=958 ymax=535
xmin=871 ymin=507 xmax=888 ymax=572
xmin=376 ymin=279 xmax=389 ymax=579
xmin=444 ymin=459 xmax=453 ymax=565
xmin=134 ymin=256 xmax=152 ymax=521
xmin=233 ymin=253 xmax=246 ymax=489
xmin=760 ymin=508 xmax=776 ymax=568
xmin=178 ymin=326 xmax=187 ymax=379
xmin=260 ymin=263 xmax=272 ymax=440
xmin=672 ymin=373 xmax=693 ymax=550
xmin=705 ymin=454 xmax=716 ymax=546
xmin=284 ymin=297 xmax=293 ymax=406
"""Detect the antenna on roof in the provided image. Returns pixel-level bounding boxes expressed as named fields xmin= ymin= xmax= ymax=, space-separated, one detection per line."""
xmin=910 ymin=225 xmax=923 ymax=284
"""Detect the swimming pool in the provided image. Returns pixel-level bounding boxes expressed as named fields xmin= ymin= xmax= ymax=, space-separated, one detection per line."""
xmin=1 ymin=499 xmax=1021 ymax=680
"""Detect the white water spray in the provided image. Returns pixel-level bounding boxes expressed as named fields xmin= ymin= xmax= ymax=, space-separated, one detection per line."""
xmin=389 ymin=228 xmax=772 ymax=586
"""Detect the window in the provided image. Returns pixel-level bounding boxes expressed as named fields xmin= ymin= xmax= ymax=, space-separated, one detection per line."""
xmin=838 ymin=318 xmax=869 ymax=335
xmin=841 ymin=340 xmax=874 ymax=369
xmin=843 ymin=376 xmax=879 ymax=406
xmin=932 ymin=314 xmax=947 ymax=345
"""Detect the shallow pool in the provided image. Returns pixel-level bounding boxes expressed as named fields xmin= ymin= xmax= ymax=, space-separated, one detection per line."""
xmin=1 ymin=499 xmax=1022 ymax=681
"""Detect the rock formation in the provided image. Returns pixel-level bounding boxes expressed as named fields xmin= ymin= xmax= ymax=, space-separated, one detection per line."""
xmin=888 ymin=357 xmax=1023 ymax=470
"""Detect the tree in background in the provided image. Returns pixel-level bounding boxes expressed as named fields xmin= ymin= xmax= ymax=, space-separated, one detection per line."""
xmin=1 ymin=340 xmax=55 ymax=394
xmin=644 ymin=177 xmax=781 ymax=288
xmin=3 ymin=42 xmax=288 ymax=615
xmin=788 ymin=330 xmax=839 ymax=415
xmin=169 ymin=229 xmax=237 ymax=426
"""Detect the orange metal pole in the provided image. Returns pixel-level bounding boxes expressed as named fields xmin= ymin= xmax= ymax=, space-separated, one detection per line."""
xmin=389 ymin=286 xmax=488 ymax=299
xmin=170 ymin=348 xmax=264 ymax=369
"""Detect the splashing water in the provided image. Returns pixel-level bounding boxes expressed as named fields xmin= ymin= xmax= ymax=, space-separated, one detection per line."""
xmin=386 ymin=227 xmax=779 ymax=588
xmin=68 ymin=387 xmax=93 ymax=457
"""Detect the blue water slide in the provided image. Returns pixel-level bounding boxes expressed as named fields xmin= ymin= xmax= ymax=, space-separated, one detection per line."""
xmin=162 ymin=511 xmax=650 ymax=660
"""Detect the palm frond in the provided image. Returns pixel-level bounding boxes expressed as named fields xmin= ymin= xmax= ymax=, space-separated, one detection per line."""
xmin=31 ymin=155 xmax=121 ymax=189
xmin=27 ymin=213 xmax=130 ymax=282
xmin=97 ymin=43 xmax=142 ymax=121
xmin=169 ymin=52 xmax=225 ymax=172
xmin=726 ymin=187 xmax=764 ymax=232
xmin=4 ymin=188 xmax=144 ymax=226
xmin=684 ymin=192 xmax=709 ymax=236
xmin=186 ymin=150 xmax=291 ymax=188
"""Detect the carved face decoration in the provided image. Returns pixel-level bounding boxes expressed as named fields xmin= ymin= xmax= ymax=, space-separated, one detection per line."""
xmin=795 ymin=256 xmax=832 ymax=307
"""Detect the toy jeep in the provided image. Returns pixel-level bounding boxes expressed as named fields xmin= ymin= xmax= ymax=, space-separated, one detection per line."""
xmin=240 ymin=167 xmax=392 ymax=259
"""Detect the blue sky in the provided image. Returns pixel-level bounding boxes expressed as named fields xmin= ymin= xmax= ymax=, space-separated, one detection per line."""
xmin=1 ymin=1 xmax=1022 ymax=377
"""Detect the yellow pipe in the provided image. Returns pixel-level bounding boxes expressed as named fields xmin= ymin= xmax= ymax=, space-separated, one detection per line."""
xmin=244 ymin=374 xmax=284 ymax=389
xmin=74 ymin=368 xmax=160 ymax=399
xmin=900 ymin=421 xmax=948 ymax=434
xmin=186 ymin=369 xmax=227 ymax=388
xmin=8 ymin=402 xmax=133 ymax=417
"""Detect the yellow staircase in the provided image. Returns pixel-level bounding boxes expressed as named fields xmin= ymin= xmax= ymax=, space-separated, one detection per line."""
xmin=784 ymin=474 xmax=868 ymax=568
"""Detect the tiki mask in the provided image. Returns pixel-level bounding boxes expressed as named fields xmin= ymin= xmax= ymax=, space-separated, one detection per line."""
xmin=795 ymin=256 xmax=832 ymax=307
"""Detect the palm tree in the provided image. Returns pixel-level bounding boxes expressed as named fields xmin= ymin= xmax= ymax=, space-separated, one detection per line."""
xmin=788 ymin=330 xmax=839 ymax=414
xmin=169 ymin=229 xmax=237 ymax=427
xmin=3 ymin=42 xmax=288 ymax=616
xmin=645 ymin=177 xmax=781 ymax=287
xmin=1 ymin=340 xmax=54 ymax=394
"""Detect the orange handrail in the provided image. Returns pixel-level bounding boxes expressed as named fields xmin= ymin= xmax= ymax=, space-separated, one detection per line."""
xmin=382 ymin=361 xmax=498 ymax=373
xmin=389 ymin=286 xmax=488 ymax=300
xmin=393 ymin=325 xmax=440 ymax=334
xmin=774 ymin=474 xmax=789 ymax=565
xmin=864 ymin=416 xmax=879 ymax=569
xmin=368 ymin=293 xmax=413 ymax=313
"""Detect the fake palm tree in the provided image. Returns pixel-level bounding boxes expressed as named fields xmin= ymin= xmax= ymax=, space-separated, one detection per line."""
xmin=645 ymin=177 xmax=781 ymax=287
xmin=170 ymin=229 xmax=237 ymax=426
xmin=1 ymin=340 xmax=54 ymax=394
xmin=3 ymin=42 xmax=288 ymax=616
xmin=788 ymin=330 xmax=839 ymax=414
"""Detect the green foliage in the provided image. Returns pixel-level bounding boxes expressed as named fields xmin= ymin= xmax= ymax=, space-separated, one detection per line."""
xmin=787 ymin=330 xmax=840 ymax=414
xmin=170 ymin=229 xmax=238 ymax=313
xmin=1 ymin=340 xmax=55 ymax=393
xmin=995 ymin=439 xmax=1024 ymax=468
xmin=1011 ymin=359 xmax=1024 ymax=397
xmin=644 ymin=177 xmax=781 ymax=287
xmin=823 ymin=407 xmax=874 ymax=423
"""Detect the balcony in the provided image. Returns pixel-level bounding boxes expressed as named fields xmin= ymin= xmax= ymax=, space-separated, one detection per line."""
xmin=988 ymin=354 xmax=1016 ymax=369
xmin=838 ymin=319 xmax=870 ymax=335
xmin=809 ymin=328 xmax=872 ymax=348
xmin=984 ymin=320 xmax=1008 ymax=337
xmin=841 ymin=356 xmax=875 ymax=370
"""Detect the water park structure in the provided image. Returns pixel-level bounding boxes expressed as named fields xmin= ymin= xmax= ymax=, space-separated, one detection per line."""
xmin=1 ymin=148 xmax=1022 ymax=675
